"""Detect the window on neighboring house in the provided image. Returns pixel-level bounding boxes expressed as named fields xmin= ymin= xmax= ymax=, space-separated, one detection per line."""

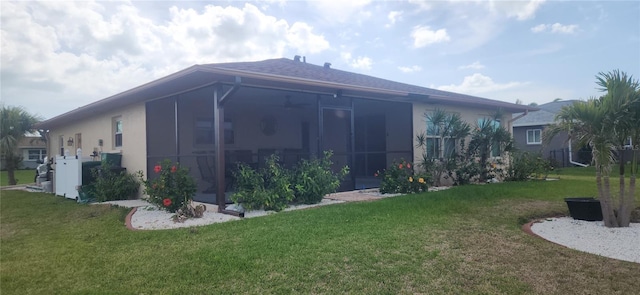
xmin=425 ymin=119 xmax=456 ymax=159
xmin=195 ymin=118 xmax=234 ymax=145
xmin=478 ymin=118 xmax=502 ymax=157
xmin=59 ymin=135 xmax=64 ymax=156
xmin=114 ymin=117 xmax=123 ymax=148
xmin=527 ymin=129 xmax=542 ymax=145
xmin=28 ymin=149 xmax=46 ymax=161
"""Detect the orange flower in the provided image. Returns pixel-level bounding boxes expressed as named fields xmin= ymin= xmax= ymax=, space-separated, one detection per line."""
xmin=418 ymin=178 xmax=425 ymax=184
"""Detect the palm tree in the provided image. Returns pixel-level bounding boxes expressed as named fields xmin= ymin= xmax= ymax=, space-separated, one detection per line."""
xmin=545 ymin=70 xmax=639 ymax=227
xmin=0 ymin=105 xmax=41 ymax=185
xmin=596 ymin=70 xmax=640 ymax=227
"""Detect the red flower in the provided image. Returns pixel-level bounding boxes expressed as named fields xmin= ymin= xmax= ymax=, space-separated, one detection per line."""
xmin=398 ymin=164 xmax=403 ymax=169
xmin=154 ymin=165 xmax=162 ymax=173
xmin=374 ymin=172 xmax=379 ymax=177
xmin=163 ymin=198 xmax=172 ymax=207
xmin=171 ymin=165 xmax=177 ymax=173
xmin=407 ymin=163 xmax=411 ymax=169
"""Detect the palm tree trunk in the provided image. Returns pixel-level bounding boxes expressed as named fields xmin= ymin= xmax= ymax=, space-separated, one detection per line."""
xmin=601 ymin=174 xmax=619 ymax=227
xmin=7 ymin=168 xmax=17 ymax=185
xmin=617 ymin=150 xmax=629 ymax=226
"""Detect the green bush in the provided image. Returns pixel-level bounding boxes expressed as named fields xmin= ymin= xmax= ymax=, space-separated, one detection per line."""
xmin=291 ymin=151 xmax=349 ymax=204
xmin=139 ymin=159 xmax=197 ymax=213
xmin=91 ymin=163 xmax=139 ymax=202
xmin=232 ymin=155 xmax=294 ymax=212
xmin=506 ymin=151 xmax=553 ymax=181
xmin=377 ymin=160 xmax=429 ymax=194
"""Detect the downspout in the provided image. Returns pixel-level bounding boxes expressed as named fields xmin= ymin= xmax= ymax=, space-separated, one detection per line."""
xmin=568 ymin=139 xmax=589 ymax=167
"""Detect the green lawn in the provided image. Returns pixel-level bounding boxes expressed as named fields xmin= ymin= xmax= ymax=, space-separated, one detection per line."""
xmin=0 ymin=169 xmax=36 ymax=186
xmin=1 ymin=168 xmax=639 ymax=294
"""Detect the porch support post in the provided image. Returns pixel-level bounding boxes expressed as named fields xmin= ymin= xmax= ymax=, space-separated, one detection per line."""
xmin=214 ymin=84 xmax=243 ymax=217
xmin=213 ymin=84 xmax=226 ymax=210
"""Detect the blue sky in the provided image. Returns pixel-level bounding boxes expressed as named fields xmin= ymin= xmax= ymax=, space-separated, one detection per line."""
xmin=1 ymin=0 xmax=638 ymax=120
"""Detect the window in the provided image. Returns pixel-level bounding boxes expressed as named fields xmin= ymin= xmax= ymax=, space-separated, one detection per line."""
xmin=425 ymin=119 xmax=457 ymax=159
xmin=478 ymin=118 xmax=502 ymax=157
xmin=28 ymin=149 xmax=46 ymax=161
xmin=59 ymin=135 xmax=64 ymax=156
xmin=195 ymin=118 xmax=234 ymax=145
xmin=526 ymin=129 xmax=542 ymax=145
xmin=114 ymin=117 xmax=123 ymax=148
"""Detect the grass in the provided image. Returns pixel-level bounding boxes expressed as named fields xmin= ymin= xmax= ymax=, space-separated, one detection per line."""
xmin=0 ymin=169 xmax=36 ymax=186
xmin=1 ymin=167 xmax=639 ymax=294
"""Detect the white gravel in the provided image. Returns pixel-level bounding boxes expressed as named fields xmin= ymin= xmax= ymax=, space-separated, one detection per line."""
xmin=129 ymin=198 xmax=345 ymax=230
xmin=531 ymin=217 xmax=640 ymax=263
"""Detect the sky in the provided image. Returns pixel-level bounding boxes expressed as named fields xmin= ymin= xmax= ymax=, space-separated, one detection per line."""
xmin=1 ymin=0 xmax=639 ymax=120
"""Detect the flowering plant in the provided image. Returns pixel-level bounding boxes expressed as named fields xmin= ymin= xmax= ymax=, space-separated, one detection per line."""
xmin=376 ymin=159 xmax=429 ymax=194
xmin=138 ymin=159 xmax=197 ymax=213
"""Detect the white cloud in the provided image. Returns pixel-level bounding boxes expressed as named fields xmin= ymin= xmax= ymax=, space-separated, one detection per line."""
xmin=308 ymin=0 xmax=371 ymax=24
xmin=459 ymin=61 xmax=485 ymax=70
xmin=550 ymin=23 xmax=579 ymax=34
xmin=386 ymin=11 xmax=402 ymax=27
xmin=531 ymin=24 xmax=547 ymax=33
xmin=437 ymin=73 xmax=527 ymax=94
xmin=1 ymin=1 xmax=330 ymax=118
xmin=398 ymin=65 xmax=422 ymax=73
xmin=408 ymin=0 xmax=432 ymax=11
xmin=341 ymin=52 xmax=372 ymax=70
xmin=411 ymin=26 xmax=450 ymax=48
xmin=531 ymin=23 xmax=579 ymax=34
xmin=490 ymin=0 xmax=545 ymax=20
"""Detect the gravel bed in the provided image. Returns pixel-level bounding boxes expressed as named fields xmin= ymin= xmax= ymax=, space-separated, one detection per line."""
xmin=531 ymin=217 xmax=640 ymax=263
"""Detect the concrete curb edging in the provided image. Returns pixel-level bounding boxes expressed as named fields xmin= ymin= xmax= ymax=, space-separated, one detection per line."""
xmin=522 ymin=219 xmax=568 ymax=249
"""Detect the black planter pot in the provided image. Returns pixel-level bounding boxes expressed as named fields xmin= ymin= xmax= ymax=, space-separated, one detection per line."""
xmin=564 ymin=197 xmax=603 ymax=221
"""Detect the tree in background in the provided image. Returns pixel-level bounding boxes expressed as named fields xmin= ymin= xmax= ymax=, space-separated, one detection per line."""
xmin=0 ymin=105 xmax=41 ymax=185
xmin=545 ymin=70 xmax=639 ymax=227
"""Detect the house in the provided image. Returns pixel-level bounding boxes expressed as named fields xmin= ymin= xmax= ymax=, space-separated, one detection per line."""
xmin=0 ymin=132 xmax=46 ymax=170
xmin=36 ymin=57 xmax=534 ymax=210
xmin=512 ymin=100 xmax=590 ymax=167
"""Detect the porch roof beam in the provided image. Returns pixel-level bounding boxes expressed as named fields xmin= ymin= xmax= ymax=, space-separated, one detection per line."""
xmin=218 ymin=76 xmax=241 ymax=106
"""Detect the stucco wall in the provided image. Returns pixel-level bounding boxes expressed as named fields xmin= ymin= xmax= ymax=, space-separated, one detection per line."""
xmin=47 ymin=102 xmax=147 ymax=176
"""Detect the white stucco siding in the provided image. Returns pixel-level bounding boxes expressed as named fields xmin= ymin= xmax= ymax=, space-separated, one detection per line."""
xmin=47 ymin=102 xmax=147 ymax=176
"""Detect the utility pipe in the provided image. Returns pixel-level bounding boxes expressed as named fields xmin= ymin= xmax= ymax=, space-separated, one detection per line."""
xmin=568 ymin=139 xmax=589 ymax=167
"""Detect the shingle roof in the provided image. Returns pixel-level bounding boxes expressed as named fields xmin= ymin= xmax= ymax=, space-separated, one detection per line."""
xmin=200 ymin=58 xmax=534 ymax=112
xmin=512 ymin=100 xmax=579 ymax=127
xmin=38 ymin=57 xmax=535 ymax=128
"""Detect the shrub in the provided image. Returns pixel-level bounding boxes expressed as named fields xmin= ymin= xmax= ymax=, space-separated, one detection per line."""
xmin=506 ymin=151 xmax=553 ymax=181
xmin=139 ymin=159 xmax=197 ymax=213
xmin=291 ymin=151 xmax=349 ymax=204
xmin=377 ymin=160 xmax=429 ymax=194
xmin=232 ymin=155 xmax=294 ymax=212
xmin=91 ymin=163 xmax=139 ymax=202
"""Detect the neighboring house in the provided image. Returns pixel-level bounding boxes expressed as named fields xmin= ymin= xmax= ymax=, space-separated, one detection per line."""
xmin=0 ymin=132 xmax=46 ymax=170
xmin=512 ymin=100 xmax=590 ymax=167
xmin=36 ymin=57 xmax=534 ymax=208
